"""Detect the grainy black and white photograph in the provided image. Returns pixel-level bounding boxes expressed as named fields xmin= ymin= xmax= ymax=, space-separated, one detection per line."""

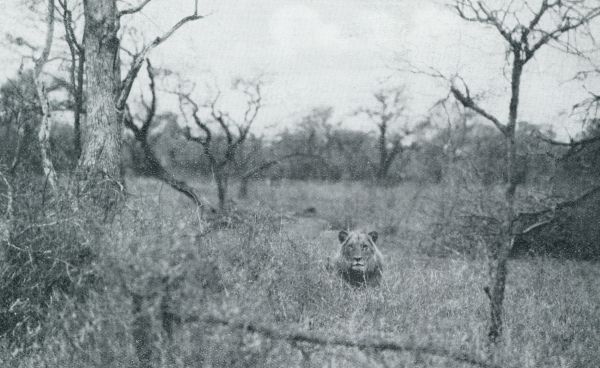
xmin=0 ymin=0 xmax=599 ymax=367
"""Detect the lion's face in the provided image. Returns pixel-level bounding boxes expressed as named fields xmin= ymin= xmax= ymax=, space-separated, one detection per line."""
xmin=338 ymin=230 xmax=381 ymax=273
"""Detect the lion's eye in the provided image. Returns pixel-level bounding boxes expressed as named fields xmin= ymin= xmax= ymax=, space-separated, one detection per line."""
xmin=362 ymin=244 xmax=369 ymax=250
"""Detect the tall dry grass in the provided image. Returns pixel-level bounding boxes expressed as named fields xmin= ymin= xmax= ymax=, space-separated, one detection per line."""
xmin=1 ymin=178 xmax=598 ymax=367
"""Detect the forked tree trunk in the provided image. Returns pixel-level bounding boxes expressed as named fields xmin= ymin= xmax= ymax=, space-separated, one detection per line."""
xmin=78 ymin=0 xmax=122 ymax=184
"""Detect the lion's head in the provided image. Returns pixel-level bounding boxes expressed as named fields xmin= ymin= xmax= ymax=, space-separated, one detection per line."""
xmin=334 ymin=230 xmax=383 ymax=287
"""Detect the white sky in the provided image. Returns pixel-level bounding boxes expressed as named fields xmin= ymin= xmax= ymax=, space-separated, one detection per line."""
xmin=1 ymin=0 xmax=598 ymax=138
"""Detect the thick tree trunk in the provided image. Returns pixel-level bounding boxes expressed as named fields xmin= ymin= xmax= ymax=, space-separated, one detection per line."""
xmin=78 ymin=0 xmax=122 ymax=183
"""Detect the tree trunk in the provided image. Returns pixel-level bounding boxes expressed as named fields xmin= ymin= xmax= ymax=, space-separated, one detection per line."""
xmin=33 ymin=0 xmax=58 ymax=193
xmin=215 ymin=174 xmax=228 ymax=211
xmin=377 ymin=124 xmax=388 ymax=183
xmin=73 ymin=53 xmax=85 ymax=159
xmin=78 ymin=0 xmax=122 ymax=184
xmin=35 ymin=80 xmax=58 ymax=192
xmin=238 ymin=176 xmax=249 ymax=199
xmin=487 ymin=55 xmax=522 ymax=349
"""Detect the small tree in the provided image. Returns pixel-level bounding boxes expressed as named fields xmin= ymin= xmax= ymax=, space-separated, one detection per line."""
xmin=356 ymin=86 xmax=413 ymax=183
xmin=445 ymin=0 xmax=600 ymax=354
xmin=177 ymin=78 xmax=262 ymax=211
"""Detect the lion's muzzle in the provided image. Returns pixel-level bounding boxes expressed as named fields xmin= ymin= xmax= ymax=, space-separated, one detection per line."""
xmin=351 ymin=257 xmax=365 ymax=271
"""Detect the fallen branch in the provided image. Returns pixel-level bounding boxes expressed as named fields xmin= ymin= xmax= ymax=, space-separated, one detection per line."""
xmin=184 ymin=314 xmax=504 ymax=368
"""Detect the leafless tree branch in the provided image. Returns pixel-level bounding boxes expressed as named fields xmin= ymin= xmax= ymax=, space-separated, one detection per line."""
xmin=449 ymin=84 xmax=507 ymax=136
xmin=124 ymin=60 xmax=210 ymax=209
xmin=118 ymin=0 xmax=152 ymax=17
xmin=117 ymin=0 xmax=205 ymax=110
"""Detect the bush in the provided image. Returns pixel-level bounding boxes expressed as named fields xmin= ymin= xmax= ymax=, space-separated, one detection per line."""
xmin=0 ymin=174 xmax=103 ymax=350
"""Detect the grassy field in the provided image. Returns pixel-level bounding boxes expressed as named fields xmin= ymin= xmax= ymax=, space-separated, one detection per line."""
xmin=3 ymin=178 xmax=599 ymax=367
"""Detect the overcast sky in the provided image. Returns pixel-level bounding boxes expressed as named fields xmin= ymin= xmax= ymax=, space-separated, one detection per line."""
xmin=1 ymin=0 xmax=597 ymax=138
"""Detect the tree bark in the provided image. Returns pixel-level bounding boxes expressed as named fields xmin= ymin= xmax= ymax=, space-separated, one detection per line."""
xmin=78 ymin=0 xmax=122 ymax=183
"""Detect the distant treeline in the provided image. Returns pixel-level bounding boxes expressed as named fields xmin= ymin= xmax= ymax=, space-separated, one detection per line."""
xmin=1 ymin=71 xmax=599 ymax=187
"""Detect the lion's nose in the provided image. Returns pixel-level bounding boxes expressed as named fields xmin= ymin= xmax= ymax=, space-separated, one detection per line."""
xmin=353 ymin=257 xmax=362 ymax=262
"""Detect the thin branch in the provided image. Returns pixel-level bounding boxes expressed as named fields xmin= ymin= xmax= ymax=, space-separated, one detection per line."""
xmin=514 ymin=185 xmax=600 ymax=235
xmin=141 ymin=59 xmax=157 ymax=135
xmin=209 ymin=92 xmax=233 ymax=145
xmin=454 ymin=0 xmax=515 ymax=46
xmin=525 ymin=6 xmax=600 ymax=60
xmin=450 ymin=84 xmax=507 ymax=136
xmin=179 ymin=92 xmax=213 ymax=146
xmin=123 ymin=62 xmax=210 ymax=210
xmin=534 ymin=130 xmax=600 ymax=147
xmin=118 ymin=0 xmax=152 ymax=17
xmin=117 ymin=1 xmax=204 ymax=110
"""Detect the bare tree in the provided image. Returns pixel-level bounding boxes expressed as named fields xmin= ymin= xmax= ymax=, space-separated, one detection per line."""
xmin=77 ymin=0 xmax=203 ymax=197
xmin=123 ymin=60 xmax=207 ymax=208
xmin=447 ymin=0 xmax=600 ymax=352
xmin=177 ymin=78 xmax=262 ymax=211
xmin=33 ymin=0 xmax=58 ymax=193
xmin=356 ymin=86 xmax=412 ymax=183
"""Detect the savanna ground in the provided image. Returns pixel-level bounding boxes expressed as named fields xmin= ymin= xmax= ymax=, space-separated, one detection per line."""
xmin=2 ymin=178 xmax=599 ymax=368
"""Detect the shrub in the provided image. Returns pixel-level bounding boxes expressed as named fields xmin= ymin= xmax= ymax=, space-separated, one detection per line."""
xmin=0 ymin=174 xmax=103 ymax=350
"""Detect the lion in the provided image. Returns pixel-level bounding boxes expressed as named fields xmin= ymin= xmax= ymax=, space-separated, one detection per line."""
xmin=331 ymin=230 xmax=384 ymax=287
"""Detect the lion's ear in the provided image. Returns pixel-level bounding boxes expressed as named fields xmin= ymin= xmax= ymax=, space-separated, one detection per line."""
xmin=368 ymin=231 xmax=378 ymax=243
xmin=338 ymin=230 xmax=349 ymax=243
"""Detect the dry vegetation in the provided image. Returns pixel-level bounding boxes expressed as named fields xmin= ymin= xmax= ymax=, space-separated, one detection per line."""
xmin=1 ymin=177 xmax=598 ymax=368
